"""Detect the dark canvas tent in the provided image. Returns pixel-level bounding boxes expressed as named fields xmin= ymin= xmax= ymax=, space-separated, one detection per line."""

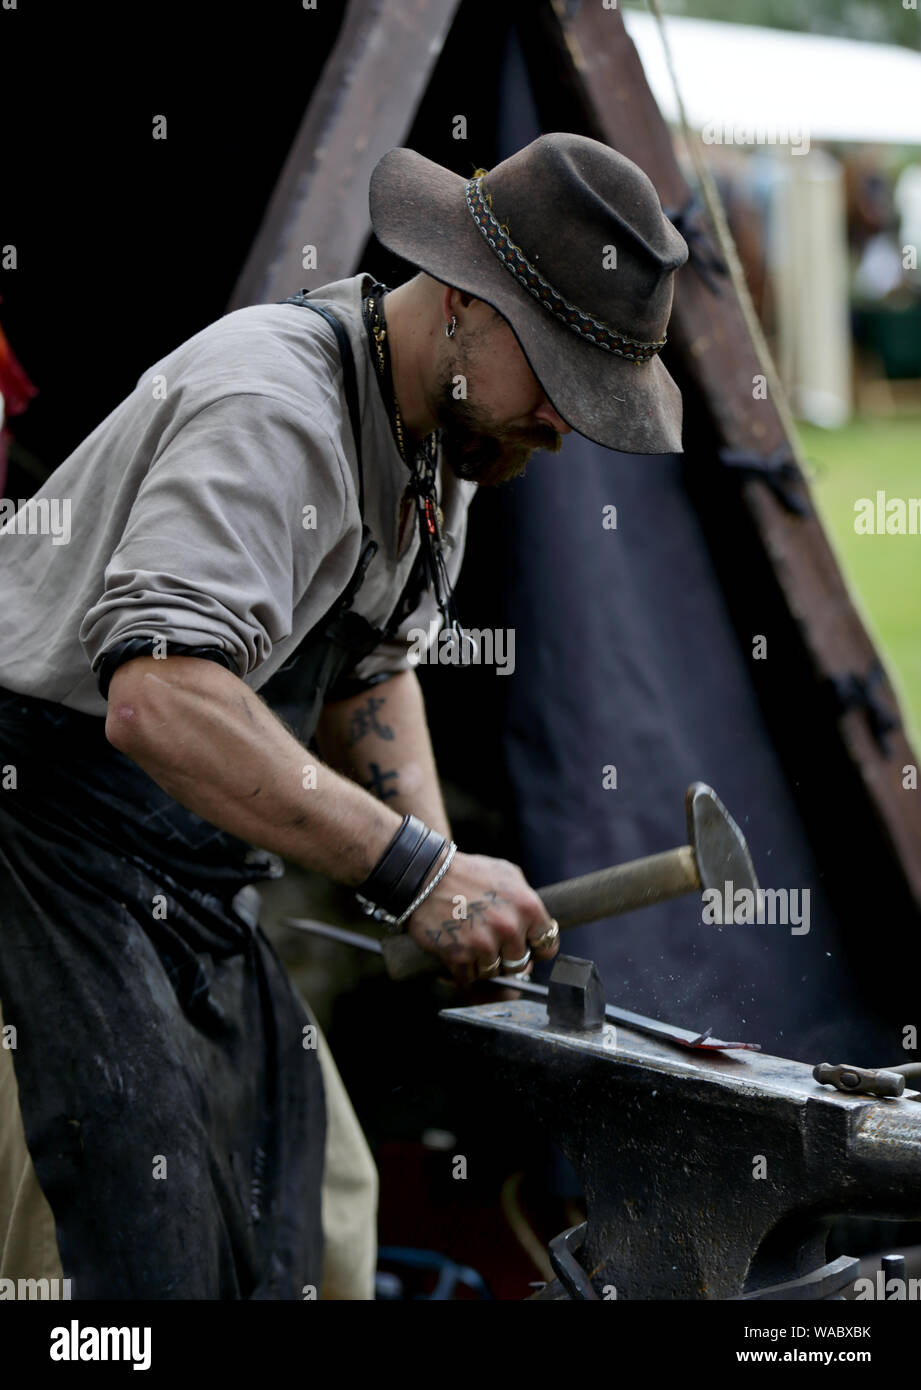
xmin=427 ymin=33 xmax=918 ymax=1065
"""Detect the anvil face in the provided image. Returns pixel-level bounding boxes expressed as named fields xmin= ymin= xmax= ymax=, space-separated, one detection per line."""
xmin=439 ymin=1000 xmax=921 ymax=1300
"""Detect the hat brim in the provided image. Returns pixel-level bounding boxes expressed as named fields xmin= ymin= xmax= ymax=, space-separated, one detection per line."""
xmin=369 ymin=147 xmax=685 ymax=455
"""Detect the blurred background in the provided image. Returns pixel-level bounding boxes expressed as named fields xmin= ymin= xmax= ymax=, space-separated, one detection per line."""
xmin=623 ymin=0 xmax=921 ymax=746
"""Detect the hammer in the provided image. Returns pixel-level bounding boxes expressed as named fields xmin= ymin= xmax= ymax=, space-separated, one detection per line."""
xmin=813 ymin=1062 xmax=921 ymax=1099
xmin=380 ymin=781 xmax=758 ymax=981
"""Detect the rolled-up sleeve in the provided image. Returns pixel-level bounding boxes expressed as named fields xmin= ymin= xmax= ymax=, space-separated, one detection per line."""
xmin=80 ymin=393 xmax=350 ymax=681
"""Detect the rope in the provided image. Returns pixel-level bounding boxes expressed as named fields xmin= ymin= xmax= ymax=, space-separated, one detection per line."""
xmin=643 ymin=0 xmax=810 ymax=474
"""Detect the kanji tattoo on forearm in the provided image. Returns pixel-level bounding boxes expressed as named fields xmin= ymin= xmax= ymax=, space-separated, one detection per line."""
xmin=345 ymin=695 xmax=394 ymax=747
xmin=362 ymin=762 xmax=399 ymax=801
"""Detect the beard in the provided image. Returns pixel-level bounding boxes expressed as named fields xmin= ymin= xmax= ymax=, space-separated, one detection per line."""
xmin=429 ymin=364 xmax=563 ymax=487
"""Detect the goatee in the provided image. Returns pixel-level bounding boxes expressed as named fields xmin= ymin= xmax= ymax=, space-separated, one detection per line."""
xmin=433 ymin=382 xmax=562 ymax=487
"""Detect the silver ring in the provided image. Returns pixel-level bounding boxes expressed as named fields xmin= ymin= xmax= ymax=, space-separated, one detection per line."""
xmin=501 ymin=949 xmax=531 ymax=972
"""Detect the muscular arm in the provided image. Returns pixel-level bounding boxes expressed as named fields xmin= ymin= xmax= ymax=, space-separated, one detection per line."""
xmin=106 ymin=654 xmax=558 ymax=984
xmin=314 ymin=670 xmax=452 ymax=839
xmin=105 ymin=655 xmax=403 ymax=884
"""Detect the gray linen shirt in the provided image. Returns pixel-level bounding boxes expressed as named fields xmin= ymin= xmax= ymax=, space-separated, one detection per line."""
xmin=0 ymin=274 xmax=478 ymax=716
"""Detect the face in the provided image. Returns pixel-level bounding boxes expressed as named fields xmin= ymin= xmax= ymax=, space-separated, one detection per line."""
xmin=429 ymin=307 xmax=570 ymax=486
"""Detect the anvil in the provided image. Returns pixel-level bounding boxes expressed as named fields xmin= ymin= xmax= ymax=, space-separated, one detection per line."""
xmin=439 ymin=976 xmax=921 ymax=1301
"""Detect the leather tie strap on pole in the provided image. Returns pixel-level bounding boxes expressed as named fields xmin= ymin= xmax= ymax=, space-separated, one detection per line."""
xmin=664 ymin=192 xmax=728 ymax=296
xmin=718 ymin=445 xmax=812 ymax=517
xmin=825 ymin=659 xmax=900 ymax=756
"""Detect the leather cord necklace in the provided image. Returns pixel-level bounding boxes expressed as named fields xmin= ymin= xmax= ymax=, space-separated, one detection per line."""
xmin=361 ymin=281 xmax=466 ymax=641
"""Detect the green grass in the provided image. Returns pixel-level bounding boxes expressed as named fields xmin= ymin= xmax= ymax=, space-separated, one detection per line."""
xmin=798 ymin=415 xmax=921 ymax=753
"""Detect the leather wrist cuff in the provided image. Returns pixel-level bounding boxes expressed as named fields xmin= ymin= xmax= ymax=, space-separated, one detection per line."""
xmin=358 ymin=813 xmax=448 ymax=919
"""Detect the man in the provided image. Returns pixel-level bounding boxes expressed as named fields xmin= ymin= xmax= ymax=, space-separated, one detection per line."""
xmin=0 ymin=134 xmax=688 ymax=1299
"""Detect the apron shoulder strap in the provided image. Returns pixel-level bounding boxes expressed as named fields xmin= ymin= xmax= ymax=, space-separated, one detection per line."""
xmin=280 ymin=293 xmax=366 ymax=517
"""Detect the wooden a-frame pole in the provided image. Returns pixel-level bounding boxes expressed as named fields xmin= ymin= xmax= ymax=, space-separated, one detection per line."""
xmin=227 ymin=0 xmax=461 ymax=311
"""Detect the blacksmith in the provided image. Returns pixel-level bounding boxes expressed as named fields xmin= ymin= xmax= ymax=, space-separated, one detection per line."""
xmin=0 ymin=134 xmax=688 ymax=1298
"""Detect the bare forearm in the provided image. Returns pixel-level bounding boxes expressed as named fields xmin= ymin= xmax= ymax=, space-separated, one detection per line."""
xmin=106 ymin=658 xmax=560 ymax=989
xmin=315 ymin=669 xmax=452 ymax=839
xmin=105 ymin=655 xmax=402 ymax=885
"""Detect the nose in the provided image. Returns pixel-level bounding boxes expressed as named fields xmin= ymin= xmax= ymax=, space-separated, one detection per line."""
xmin=535 ymin=399 xmax=572 ymax=434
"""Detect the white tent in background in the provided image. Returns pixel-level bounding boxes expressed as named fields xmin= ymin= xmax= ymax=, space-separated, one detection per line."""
xmin=623 ymin=11 xmax=921 ymax=426
xmin=622 ymin=11 xmax=921 ymax=148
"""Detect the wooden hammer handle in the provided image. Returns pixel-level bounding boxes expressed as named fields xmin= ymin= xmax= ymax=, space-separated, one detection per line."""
xmin=382 ymin=844 xmax=699 ymax=981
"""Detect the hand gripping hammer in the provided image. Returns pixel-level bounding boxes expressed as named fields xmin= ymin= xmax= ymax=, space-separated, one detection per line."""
xmin=381 ymin=781 xmax=759 ymax=980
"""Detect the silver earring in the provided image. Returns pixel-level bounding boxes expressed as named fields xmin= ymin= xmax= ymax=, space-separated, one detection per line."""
xmin=445 ymin=315 xmax=457 ymax=338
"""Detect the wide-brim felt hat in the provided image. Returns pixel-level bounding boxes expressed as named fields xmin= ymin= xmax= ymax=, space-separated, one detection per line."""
xmin=369 ymin=133 xmax=690 ymax=454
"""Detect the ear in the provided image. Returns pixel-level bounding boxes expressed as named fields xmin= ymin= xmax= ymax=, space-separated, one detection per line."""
xmin=441 ymin=285 xmax=477 ymax=325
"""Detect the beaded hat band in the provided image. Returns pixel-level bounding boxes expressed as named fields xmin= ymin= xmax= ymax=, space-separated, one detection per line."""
xmin=464 ymin=172 xmax=666 ymax=365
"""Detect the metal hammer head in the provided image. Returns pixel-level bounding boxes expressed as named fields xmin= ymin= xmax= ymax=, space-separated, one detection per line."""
xmin=685 ymin=782 xmax=759 ymax=895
